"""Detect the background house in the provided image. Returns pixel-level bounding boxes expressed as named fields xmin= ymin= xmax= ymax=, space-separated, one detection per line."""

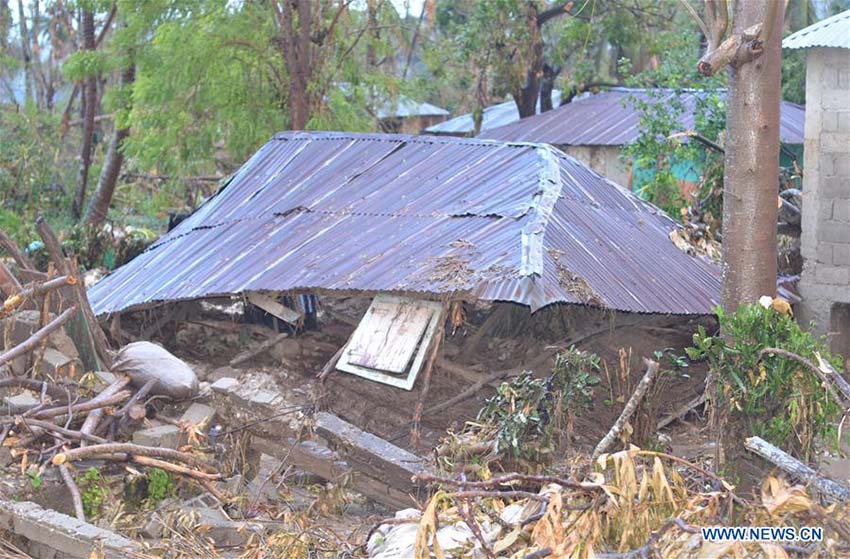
xmin=784 ymin=10 xmax=850 ymax=357
xmin=476 ymin=88 xmax=806 ymax=192
xmin=424 ymin=90 xmax=563 ymax=136
xmin=377 ymin=96 xmax=450 ymax=133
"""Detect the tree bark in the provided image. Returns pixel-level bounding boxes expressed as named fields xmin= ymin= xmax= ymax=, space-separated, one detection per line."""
xmin=512 ymin=2 xmax=543 ymax=119
xmin=84 ymin=64 xmax=135 ymax=228
xmin=540 ymin=63 xmax=560 ymax=113
xmin=720 ymin=2 xmax=783 ymax=312
xmin=72 ymin=8 xmax=97 ymax=219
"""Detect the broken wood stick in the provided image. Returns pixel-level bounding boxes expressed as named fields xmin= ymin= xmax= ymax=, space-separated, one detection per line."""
xmin=35 ymin=218 xmax=112 ymax=370
xmin=0 ymin=229 xmax=34 ymax=271
xmin=6 ymin=418 xmax=108 ymax=445
xmin=98 ymin=378 xmax=157 ymax=436
xmin=0 ymin=261 xmax=23 ymax=300
xmin=697 ymin=23 xmax=763 ymax=76
xmin=0 ymin=378 xmax=73 ymax=402
xmin=53 ymin=442 xmax=216 ymax=473
xmin=32 ymin=391 xmax=130 ymax=421
xmin=745 ymin=436 xmax=850 ymax=503
xmin=230 ymin=332 xmax=289 ymax=367
xmin=759 ymin=347 xmax=850 ymax=405
xmin=593 ymin=358 xmax=660 ymax=460
xmin=657 ymin=393 xmax=707 ymax=430
xmin=58 ymin=464 xmax=86 ymax=522
xmin=0 ymin=306 xmax=77 ymax=369
xmin=1 ymin=275 xmax=74 ymax=316
xmin=78 ymin=378 xmax=130 ymax=446
xmin=132 ymin=455 xmax=222 ymax=481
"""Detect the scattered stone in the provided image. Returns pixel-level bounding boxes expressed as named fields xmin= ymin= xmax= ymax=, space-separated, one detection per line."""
xmin=210 ymin=377 xmax=239 ymax=394
xmin=247 ymin=389 xmax=282 ymax=407
xmin=0 ymin=310 xmax=79 ymax=360
xmin=111 ymin=341 xmax=199 ymax=399
xmin=2 ymin=392 xmax=39 ymax=409
xmin=207 ymin=366 xmax=239 ymax=383
xmin=132 ymin=424 xmax=181 ymax=449
xmin=180 ymin=403 xmax=216 ymax=429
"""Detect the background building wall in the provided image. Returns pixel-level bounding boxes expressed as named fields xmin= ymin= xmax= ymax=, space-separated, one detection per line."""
xmin=799 ymin=47 xmax=850 ymax=357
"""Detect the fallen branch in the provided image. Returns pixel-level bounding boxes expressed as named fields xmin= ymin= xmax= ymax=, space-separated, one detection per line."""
xmin=97 ymin=378 xmax=157 ymax=436
xmin=1 ymin=275 xmax=74 ymax=316
xmin=0 ymin=378 xmax=73 ymax=402
xmin=0 ymin=230 xmax=34 ymax=270
xmin=0 ymin=306 xmax=77 ymax=368
xmin=745 ymin=436 xmax=850 ymax=503
xmin=53 ymin=442 xmax=216 ymax=473
xmin=759 ymin=347 xmax=850 ymax=404
xmin=31 ymin=391 xmax=130 ymax=421
xmin=7 ymin=418 xmax=107 ymax=444
xmin=132 ymin=455 xmax=221 ymax=481
xmin=230 ymin=332 xmax=289 ymax=367
xmin=593 ymin=358 xmax=659 ymax=459
xmin=78 ymin=378 xmax=130 ymax=446
xmin=657 ymin=393 xmax=707 ymax=430
xmin=0 ymin=261 xmax=23 ymax=300
xmin=58 ymin=464 xmax=86 ymax=522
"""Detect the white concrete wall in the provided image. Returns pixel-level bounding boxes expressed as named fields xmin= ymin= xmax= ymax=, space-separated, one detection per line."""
xmin=798 ymin=47 xmax=850 ymax=351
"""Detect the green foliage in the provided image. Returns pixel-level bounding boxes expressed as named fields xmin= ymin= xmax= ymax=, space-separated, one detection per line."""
xmin=145 ymin=468 xmax=175 ymax=504
xmin=79 ymin=467 xmax=109 ymax=519
xmin=477 ymin=347 xmax=600 ymax=460
xmin=687 ymin=303 xmax=843 ymax=462
xmin=25 ymin=468 xmax=42 ymax=490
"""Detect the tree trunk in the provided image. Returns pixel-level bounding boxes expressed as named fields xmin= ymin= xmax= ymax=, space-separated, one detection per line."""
xmin=540 ymin=63 xmax=559 ymax=113
xmin=84 ymin=64 xmax=135 ymax=229
xmin=512 ymin=3 xmax=542 ymax=119
xmin=720 ymin=1 xmax=783 ymax=312
xmin=15 ymin=0 xmax=32 ymax=104
xmin=72 ymin=9 xmax=97 ymax=219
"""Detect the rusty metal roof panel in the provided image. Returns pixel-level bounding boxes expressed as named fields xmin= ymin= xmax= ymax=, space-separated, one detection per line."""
xmin=89 ymin=132 xmax=721 ymax=316
xmin=784 ymin=10 xmax=850 ymax=50
xmin=477 ymin=88 xmax=806 ymax=146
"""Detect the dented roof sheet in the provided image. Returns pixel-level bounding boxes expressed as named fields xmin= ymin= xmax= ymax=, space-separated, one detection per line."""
xmin=88 ymin=132 xmax=721 ymax=315
xmin=478 ymin=88 xmax=806 ymax=146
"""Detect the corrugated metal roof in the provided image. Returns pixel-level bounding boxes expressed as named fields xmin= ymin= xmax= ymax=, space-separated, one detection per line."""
xmin=88 ymin=132 xmax=721 ymax=316
xmin=425 ymin=90 xmax=563 ymax=135
xmin=783 ymin=10 xmax=850 ymax=50
xmin=477 ymin=88 xmax=806 ymax=146
xmin=376 ymin=96 xmax=450 ymax=119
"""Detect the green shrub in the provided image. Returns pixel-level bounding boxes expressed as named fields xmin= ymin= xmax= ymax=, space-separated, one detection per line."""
xmin=687 ymin=301 xmax=843 ymax=463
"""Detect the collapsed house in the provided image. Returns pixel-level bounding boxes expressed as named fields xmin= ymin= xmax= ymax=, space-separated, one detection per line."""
xmin=79 ymin=132 xmax=724 ymax=505
xmin=476 ymin=87 xmax=806 ymax=191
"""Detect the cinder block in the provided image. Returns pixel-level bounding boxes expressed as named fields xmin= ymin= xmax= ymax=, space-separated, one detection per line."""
xmin=132 ymin=424 xmax=181 ymax=449
xmin=819 ymin=220 xmax=850 ymax=244
xmin=210 ymin=377 xmax=239 ymax=394
xmin=816 ymin=265 xmax=850 ymax=286
xmin=179 ymin=403 xmax=216 ymax=428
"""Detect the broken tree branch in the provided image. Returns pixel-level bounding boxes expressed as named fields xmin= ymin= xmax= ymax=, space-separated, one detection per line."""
xmin=31 ymin=391 xmax=130 ymax=421
xmin=0 ymin=229 xmax=34 ymax=270
xmin=697 ymin=23 xmax=763 ymax=76
xmin=78 ymin=377 xmax=130 ymax=446
xmin=759 ymin=347 xmax=850 ymax=404
xmin=58 ymin=464 xmax=86 ymax=522
xmin=2 ymin=275 xmax=74 ymax=316
xmin=132 ymin=455 xmax=221 ymax=481
xmin=0 ymin=261 xmax=23 ymax=299
xmin=593 ymin=358 xmax=660 ymax=459
xmin=53 ymin=442 xmax=216 ymax=473
xmin=745 ymin=436 xmax=850 ymax=503
xmin=0 ymin=306 xmax=77 ymax=369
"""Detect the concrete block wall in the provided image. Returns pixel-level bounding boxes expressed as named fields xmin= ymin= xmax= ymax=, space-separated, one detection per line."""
xmin=799 ymin=47 xmax=850 ymax=355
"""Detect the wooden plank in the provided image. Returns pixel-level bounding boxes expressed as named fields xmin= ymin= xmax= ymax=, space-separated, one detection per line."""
xmin=246 ymin=292 xmax=301 ymax=325
xmin=315 ymin=411 xmax=433 ymax=494
xmin=345 ymin=296 xmax=436 ymax=373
